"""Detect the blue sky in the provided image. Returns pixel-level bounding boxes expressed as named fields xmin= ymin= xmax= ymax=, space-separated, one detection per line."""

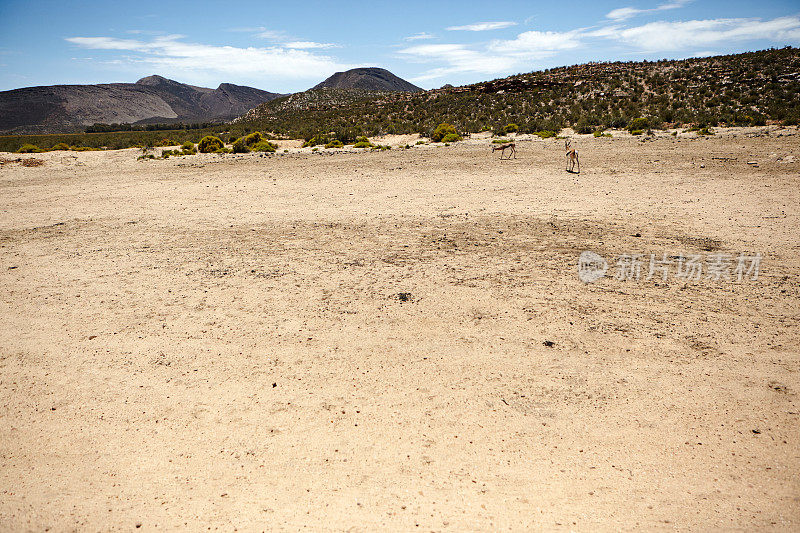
xmin=1 ymin=0 xmax=799 ymax=92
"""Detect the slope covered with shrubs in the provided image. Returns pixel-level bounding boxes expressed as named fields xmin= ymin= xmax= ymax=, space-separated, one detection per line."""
xmin=238 ymin=47 xmax=800 ymax=138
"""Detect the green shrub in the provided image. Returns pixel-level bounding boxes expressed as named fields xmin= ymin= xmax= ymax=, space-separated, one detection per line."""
xmin=51 ymin=143 xmax=70 ymax=151
xmin=70 ymin=146 xmax=100 ymax=151
xmin=593 ymin=129 xmax=611 ymax=137
xmin=312 ymin=147 xmax=319 ymax=152
xmin=415 ymin=140 xmax=426 ymax=145
xmin=352 ymin=136 xmax=375 ymax=148
xmin=441 ymin=133 xmax=462 ymax=143
xmin=492 ymin=138 xmax=511 ymax=143
xmin=535 ymin=130 xmax=556 ymax=139
xmin=431 ymin=123 xmax=459 ymax=142
xmin=213 ymin=147 xmax=232 ymax=154
xmin=17 ymin=144 xmax=43 ymax=153
xmin=630 ymin=129 xmax=644 ymax=135
xmin=303 ymin=133 xmax=329 ymax=147
xmin=324 ymin=140 xmax=344 ymax=148
xmin=181 ymin=141 xmax=195 ymax=151
xmin=504 ymin=123 xmax=519 ymax=133
xmin=627 ymin=117 xmax=649 ymax=132
xmin=198 ymin=136 xmax=224 ymax=153
xmin=251 ymin=141 xmax=277 ymax=152
xmin=243 ymin=132 xmax=263 ymax=146
xmin=232 ymin=137 xmax=250 ymax=153
xmin=698 ymin=126 xmax=715 ymax=135
xmin=573 ymin=117 xmax=595 ymax=134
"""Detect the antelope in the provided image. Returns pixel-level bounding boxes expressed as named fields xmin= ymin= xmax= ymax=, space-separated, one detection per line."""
xmin=492 ymin=142 xmax=516 ymax=160
xmin=565 ymin=139 xmax=580 ymax=173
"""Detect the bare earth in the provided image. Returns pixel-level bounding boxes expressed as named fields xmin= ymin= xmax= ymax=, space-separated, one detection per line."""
xmin=1 ymin=129 xmax=798 ymax=531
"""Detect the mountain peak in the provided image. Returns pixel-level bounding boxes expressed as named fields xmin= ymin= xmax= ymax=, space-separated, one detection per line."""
xmin=312 ymin=67 xmax=422 ymax=92
xmin=136 ymin=75 xmax=177 ymax=86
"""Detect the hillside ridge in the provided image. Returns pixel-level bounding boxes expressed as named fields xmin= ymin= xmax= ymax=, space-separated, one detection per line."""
xmin=0 ymin=76 xmax=283 ymax=134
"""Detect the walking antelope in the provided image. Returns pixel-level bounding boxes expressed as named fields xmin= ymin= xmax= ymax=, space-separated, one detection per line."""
xmin=492 ymin=142 xmax=516 ymax=160
xmin=565 ymin=140 xmax=580 ymax=173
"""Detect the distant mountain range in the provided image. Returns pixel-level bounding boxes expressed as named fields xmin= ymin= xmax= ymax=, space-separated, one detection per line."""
xmin=0 ymin=68 xmax=422 ymax=134
xmin=312 ymin=67 xmax=422 ymax=92
xmin=0 ymin=75 xmax=283 ymax=134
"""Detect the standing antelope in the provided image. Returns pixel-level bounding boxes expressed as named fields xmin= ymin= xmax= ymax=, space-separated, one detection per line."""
xmin=492 ymin=142 xmax=516 ymax=160
xmin=565 ymin=139 xmax=580 ymax=173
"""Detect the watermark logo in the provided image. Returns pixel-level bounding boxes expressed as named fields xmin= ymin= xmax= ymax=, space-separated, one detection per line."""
xmin=578 ymin=251 xmax=608 ymax=283
xmin=578 ymin=251 xmax=761 ymax=283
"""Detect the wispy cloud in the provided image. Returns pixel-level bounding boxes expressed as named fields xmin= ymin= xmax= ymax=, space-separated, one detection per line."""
xmin=405 ymin=32 xmax=435 ymax=41
xmin=255 ymin=29 xmax=287 ymax=40
xmin=489 ymin=30 xmax=582 ymax=57
xmin=399 ymin=28 xmax=581 ymax=82
xmin=65 ymin=35 xmax=352 ymax=80
xmin=446 ymin=21 xmax=518 ymax=32
xmin=603 ymin=16 xmax=800 ymax=51
xmin=126 ymin=29 xmax=166 ymax=36
xmin=606 ymin=0 xmax=690 ymax=22
xmin=400 ymin=14 xmax=800 ymax=83
xmin=284 ymin=41 xmax=339 ymax=49
xmin=226 ymin=26 xmax=288 ymax=40
xmin=399 ymin=43 xmax=518 ymax=82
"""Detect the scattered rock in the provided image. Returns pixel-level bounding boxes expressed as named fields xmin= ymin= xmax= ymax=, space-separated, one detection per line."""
xmin=396 ymin=292 xmax=413 ymax=302
xmin=543 ymin=340 xmax=555 ymax=347
xmin=752 ymin=429 xmax=761 ymax=434
xmin=88 ymin=335 xmax=97 ymax=340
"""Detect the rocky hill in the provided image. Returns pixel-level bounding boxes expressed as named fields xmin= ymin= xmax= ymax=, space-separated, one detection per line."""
xmin=0 ymin=75 xmax=282 ymax=134
xmin=239 ymin=47 xmax=800 ymax=139
xmin=311 ymin=68 xmax=422 ymax=92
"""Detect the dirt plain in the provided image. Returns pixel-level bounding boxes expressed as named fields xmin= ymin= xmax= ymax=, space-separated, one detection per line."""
xmin=0 ymin=128 xmax=799 ymax=531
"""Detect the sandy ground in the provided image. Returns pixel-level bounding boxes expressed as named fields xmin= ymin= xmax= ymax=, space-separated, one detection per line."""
xmin=0 ymin=128 xmax=799 ymax=531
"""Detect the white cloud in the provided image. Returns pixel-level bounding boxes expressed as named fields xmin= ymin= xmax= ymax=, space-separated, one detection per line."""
xmin=399 ymin=28 xmax=582 ymax=82
xmin=399 ymin=13 xmax=800 ymax=83
xmin=604 ymin=16 xmax=800 ymax=51
xmin=405 ymin=32 xmax=435 ymax=41
xmin=446 ymin=21 xmax=518 ymax=32
xmin=255 ymin=29 xmax=287 ymax=40
xmin=398 ymin=43 xmax=518 ymax=82
xmin=65 ymin=35 xmax=352 ymax=81
xmin=606 ymin=0 xmax=690 ymax=22
xmin=284 ymin=41 xmax=339 ymax=49
xmin=489 ymin=30 xmax=582 ymax=57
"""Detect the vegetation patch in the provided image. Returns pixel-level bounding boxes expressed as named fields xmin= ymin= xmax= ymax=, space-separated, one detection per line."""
xmin=431 ymin=123 xmax=461 ymax=142
xmin=251 ymin=140 xmax=277 ymax=152
xmin=198 ymin=136 xmax=224 ymax=153
xmin=17 ymin=144 xmax=44 ymax=153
